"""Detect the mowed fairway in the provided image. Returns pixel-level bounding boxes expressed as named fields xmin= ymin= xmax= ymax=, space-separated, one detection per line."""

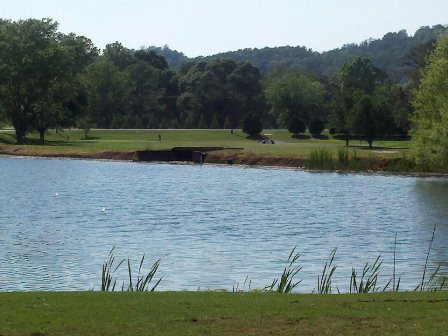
xmin=1 ymin=292 xmax=447 ymax=336
xmin=0 ymin=129 xmax=411 ymax=159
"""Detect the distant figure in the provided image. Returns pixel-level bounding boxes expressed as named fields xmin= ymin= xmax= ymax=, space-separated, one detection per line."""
xmin=158 ymin=134 xmax=162 ymax=142
xmin=230 ymin=128 xmax=233 ymax=134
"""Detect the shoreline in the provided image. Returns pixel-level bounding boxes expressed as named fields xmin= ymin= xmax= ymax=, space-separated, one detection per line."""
xmin=1 ymin=146 xmax=447 ymax=177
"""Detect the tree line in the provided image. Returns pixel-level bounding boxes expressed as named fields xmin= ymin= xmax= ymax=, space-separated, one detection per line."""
xmin=0 ymin=18 xmax=444 ymax=153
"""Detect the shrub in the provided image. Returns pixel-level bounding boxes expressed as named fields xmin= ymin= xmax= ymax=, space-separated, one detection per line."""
xmin=197 ymin=114 xmax=208 ymax=129
xmin=288 ymin=117 xmax=306 ymax=135
xmin=210 ymin=114 xmax=219 ymax=129
xmin=242 ymin=114 xmax=263 ymax=137
xmin=309 ymin=117 xmax=325 ymax=137
xmin=223 ymin=116 xmax=231 ymax=129
xmin=134 ymin=117 xmax=143 ymax=129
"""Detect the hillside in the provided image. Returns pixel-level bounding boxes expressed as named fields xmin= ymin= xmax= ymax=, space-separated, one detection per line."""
xmin=151 ymin=24 xmax=448 ymax=82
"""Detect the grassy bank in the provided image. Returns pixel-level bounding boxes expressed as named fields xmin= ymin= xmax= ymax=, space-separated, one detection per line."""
xmin=0 ymin=129 xmax=419 ymax=172
xmin=0 ymin=128 xmax=409 ymax=157
xmin=1 ymin=291 xmax=447 ymax=335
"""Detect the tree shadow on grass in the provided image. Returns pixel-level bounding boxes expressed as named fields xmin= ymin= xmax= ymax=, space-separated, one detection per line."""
xmin=1 ymin=132 xmax=93 ymax=147
xmin=45 ymin=140 xmax=83 ymax=147
xmin=291 ymin=134 xmax=311 ymax=140
xmin=349 ymin=145 xmax=410 ymax=151
xmin=18 ymin=138 xmax=85 ymax=147
xmin=311 ymin=134 xmax=329 ymax=140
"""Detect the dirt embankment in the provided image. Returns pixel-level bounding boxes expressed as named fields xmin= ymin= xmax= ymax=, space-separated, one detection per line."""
xmin=0 ymin=145 xmax=136 ymax=161
xmin=0 ymin=145 xmax=439 ymax=176
xmin=0 ymin=145 xmax=308 ymax=167
xmin=204 ymin=151 xmax=307 ymax=168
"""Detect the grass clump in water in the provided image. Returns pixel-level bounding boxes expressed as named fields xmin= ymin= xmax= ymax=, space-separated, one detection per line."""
xmin=308 ymin=149 xmax=334 ymax=170
xmin=337 ymin=148 xmax=350 ymax=170
xmin=336 ymin=148 xmax=367 ymax=171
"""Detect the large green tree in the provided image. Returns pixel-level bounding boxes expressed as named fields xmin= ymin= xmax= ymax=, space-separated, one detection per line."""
xmin=126 ymin=60 xmax=164 ymax=128
xmin=177 ymin=59 xmax=266 ymax=128
xmin=331 ymin=57 xmax=394 ymax=147
xmin=32 ymin=34 xmax=97 ymax=143
xmin=83 ymin=58 xmax=133 ymax=128
xmin=336 ymin=57 xmax=386 ymax=94
xmin=412 ymin=34 xmax=448 ymax=170
xmin=264 ymin=70 xmax=325 ymax=128
xmin=83 ymin=43 xmax=177 ymax=129
xmin=0 ymin=19 xmax=97 ymax=143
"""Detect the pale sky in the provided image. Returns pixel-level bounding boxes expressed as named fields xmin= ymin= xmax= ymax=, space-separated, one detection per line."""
xmin=2 ymin=0 xmax=447 ymax=57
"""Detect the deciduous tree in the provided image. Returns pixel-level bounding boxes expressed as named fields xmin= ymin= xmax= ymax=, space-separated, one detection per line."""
xmin=412 ymin=34 xmax=448 ymax=170
xmin=0 ymin=19 xmax=97 ymax=143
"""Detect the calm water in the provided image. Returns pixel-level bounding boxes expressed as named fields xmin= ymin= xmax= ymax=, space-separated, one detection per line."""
xmin=0 ymin=156 xmax=447 ymax=292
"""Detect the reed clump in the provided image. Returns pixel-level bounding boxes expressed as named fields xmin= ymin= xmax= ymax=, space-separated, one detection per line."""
xmin=308 ymin=149 xmax=334 ymax=170
xmin=265 ymin=247 xmax=302 ymax=293
xmin=308 ymin=148 xmax=369 ymax=171
xmin=350 ymin=255 xmax=383 ymax=293
xmin=101 ymin=248 xmax=163 ymax=292
xmin=99 ymin=226 xmax=447 ymax=294
xmin=317 ymin=248 xmax=338 ymax=294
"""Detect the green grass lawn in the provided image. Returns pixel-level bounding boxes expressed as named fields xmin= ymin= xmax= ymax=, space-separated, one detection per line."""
xmin=0 ymin=129 xmax=411 ymax=159
xmin=1 ymin=291 xmax=447 ymax=335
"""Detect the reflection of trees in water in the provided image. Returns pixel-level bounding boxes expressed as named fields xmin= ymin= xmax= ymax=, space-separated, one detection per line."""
xmin=415 ymin=179 xmax=448 ymax=219
xmin=414 ymin=179 xmax=448 ymax=277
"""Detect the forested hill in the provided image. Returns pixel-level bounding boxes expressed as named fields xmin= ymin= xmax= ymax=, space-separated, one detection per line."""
xmin=152 ymin=24 xmax=448 ymax=82
xmin=146 ymin=45 xmax=189 ymax=71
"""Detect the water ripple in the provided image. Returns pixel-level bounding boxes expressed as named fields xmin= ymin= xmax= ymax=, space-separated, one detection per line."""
xmin=0 ymin=157 xmax=447 ymax=292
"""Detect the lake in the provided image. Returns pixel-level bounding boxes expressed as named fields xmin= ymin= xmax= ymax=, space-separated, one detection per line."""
xmin=0 ymin=156 xmax=447 ymax=292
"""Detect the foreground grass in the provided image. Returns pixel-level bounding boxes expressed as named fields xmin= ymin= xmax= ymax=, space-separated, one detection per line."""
xmin=0 ymin=129 xmax=410 ymax=159
xmin=1 ymin=291 xmax=447 ymax=335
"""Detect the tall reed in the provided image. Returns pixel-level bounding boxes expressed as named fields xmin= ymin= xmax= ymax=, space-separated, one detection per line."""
xmin=125 ymin=254 xmax=162 ymax=292
xmin=337 ymin=148 xmax=350 ymax=170
xmin=265 ymin=247 xmax=302 ymax=293
xmin=308 ymin=149 xmax=334 ymax=170
xmin=233 ymin=276 xmax=252 ymax=292
xmin=391 ymin=233 xmax=401 ymax=292
xmin=317 ymin=248 xmax=337 ymax=294
xmin=416 ymin=225 xmax=440 ymax=291
xmin=101 ymin=248 xmax=163 ymax=292
xmin=101 ymin=247 xmax=125 ymax=292
xmin=100 ymin=226 xmax=447 ymax=294
xmin=350 ymin=256 xmax=384 ymax=293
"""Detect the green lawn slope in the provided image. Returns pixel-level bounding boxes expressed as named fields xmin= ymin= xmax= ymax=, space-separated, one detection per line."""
xmin=1 ymin=291 xmax=447 ymax=335
xmin=0 ymin=129 xmax=409 ymax=158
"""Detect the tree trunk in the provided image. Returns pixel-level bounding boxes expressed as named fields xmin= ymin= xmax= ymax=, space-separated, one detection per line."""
xmin=345 ymin=134 xmax=349 ymax=147
xmin=39 ymin=130 xmax=45 ymax=144
xmin=14 ymin=127 xmax=26 ymax=145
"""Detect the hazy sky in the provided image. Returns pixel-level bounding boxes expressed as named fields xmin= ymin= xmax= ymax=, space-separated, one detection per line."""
xmin=2 ymin=0 xmax=447 ymax=57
